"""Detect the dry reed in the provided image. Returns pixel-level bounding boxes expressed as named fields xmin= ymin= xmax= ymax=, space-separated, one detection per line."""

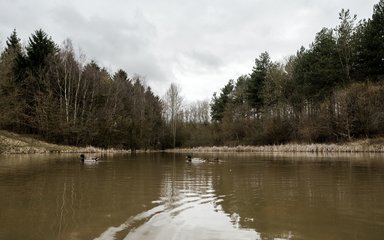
xmin=166 ymin=141 xmax=384 ymax=153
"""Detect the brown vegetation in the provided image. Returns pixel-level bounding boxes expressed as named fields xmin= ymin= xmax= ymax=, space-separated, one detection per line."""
xmin=3 ymin=130 xmax=384 ymax=155
xmin=167 ymin=138 xmax=384 ymax=153
xmin=0 ymin=130 xmax=129 ymax=154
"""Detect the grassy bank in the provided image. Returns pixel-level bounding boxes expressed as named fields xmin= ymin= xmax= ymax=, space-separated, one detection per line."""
xmin=166 ymin=138 xmax=384 ymax=153
xmin=0 ymin=130 xmax=130 ymax=154
xmin=3 ymin=130 xmax=384 ymax=155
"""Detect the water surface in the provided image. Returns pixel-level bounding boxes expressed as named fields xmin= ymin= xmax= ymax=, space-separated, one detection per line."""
xmin=0 ymin=152 xmax=384 ymax=239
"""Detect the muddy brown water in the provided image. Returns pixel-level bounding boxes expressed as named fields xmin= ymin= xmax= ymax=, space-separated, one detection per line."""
xmin=0 ymin=152 xmax=383 ymax=240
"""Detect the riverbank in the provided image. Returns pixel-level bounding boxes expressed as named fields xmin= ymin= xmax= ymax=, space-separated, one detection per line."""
xmin=3 ymin=130 xmax=384 ymax=154
xmin=0 ymin=130 xmax=130 ymax=154
xmin=166 ymin=138 xmax=384 ymax=153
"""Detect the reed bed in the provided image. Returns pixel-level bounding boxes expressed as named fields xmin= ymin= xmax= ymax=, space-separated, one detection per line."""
xmin=166 ymin=141 xmax=384 ymax=153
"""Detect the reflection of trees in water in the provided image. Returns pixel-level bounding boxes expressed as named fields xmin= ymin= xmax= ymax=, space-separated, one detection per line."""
xmin=210 ymin=154 xmax=384 ymax=240
xmin=2 ymin=153 xmax=384 ymax=240
xmin=0 ymin=154 xmax=165 ymax=240
xmin=159 ymin=158 xmax=250 ymax=222
xmin=160 ymin=158 xmax=216 ymax=204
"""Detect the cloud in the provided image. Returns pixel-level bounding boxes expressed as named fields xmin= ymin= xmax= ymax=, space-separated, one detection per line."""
xmin=51 ymin=5 xmax=166 ymax=78
xmin=0 ymin=0 xmax=380 ymax=101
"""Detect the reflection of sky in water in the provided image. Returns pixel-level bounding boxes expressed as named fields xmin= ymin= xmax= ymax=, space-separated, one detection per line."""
xmin=3 ymin=153 xmax=383 ymax=240
xmin=95 ymin=189 xmax=259 ymax=240
xmin=95 ymin=166 xmax=261 ymax=240
xmin=124 ymin=200 xmax=258 ymax=240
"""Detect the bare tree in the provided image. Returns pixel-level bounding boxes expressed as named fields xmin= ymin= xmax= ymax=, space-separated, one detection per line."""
xmin=164 ymin=83 xmax=183 ymax=148
xmin=335 ymin=9 xmax=357 ymax=83
xmin=186 ymin=100 xmax=210 ymax=124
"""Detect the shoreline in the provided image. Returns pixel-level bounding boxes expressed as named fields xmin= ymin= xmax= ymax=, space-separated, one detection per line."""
xmin=166 ymin=139 xmax=384 ymax=154
xmin=0 ymin=130 xmax=130 ymax=154
xmin=3 ymin=130 xmax=384 ymax=155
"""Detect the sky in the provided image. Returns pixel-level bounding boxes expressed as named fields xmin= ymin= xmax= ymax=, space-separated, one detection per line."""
xmin=0 ymin=0 xmax=379 ymax=103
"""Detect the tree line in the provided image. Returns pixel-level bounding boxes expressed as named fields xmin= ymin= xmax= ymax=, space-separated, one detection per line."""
xmin=0 ymin=30 xmax=169 ymax=149
xmin=209 ymin=1 xmax=384 ymax=145
xmin=0 ymin=28 xmax=213 ymax=149
xmin=1 ymin=1 xmax=383 ymax=149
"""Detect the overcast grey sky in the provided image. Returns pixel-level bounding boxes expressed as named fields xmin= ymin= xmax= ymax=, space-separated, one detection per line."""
xmin=0 ymin=0 xmax=379 ymax=102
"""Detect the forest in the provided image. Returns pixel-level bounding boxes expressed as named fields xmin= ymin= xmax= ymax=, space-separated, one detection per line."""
xmin=0 ymin=0 xmax=383 ymax=149
xmin=209 ymin=1 xmax=384 ymax=146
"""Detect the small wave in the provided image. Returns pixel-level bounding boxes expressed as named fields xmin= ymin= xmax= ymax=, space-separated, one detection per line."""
xmin=93 ymin=205 xmax=166 ymax=240
xmin=94 ymin=190 xmax=259 ymax=240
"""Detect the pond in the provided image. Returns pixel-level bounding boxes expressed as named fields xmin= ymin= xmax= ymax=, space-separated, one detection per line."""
xmin=0 ymin=152 xmax=384 ymax=240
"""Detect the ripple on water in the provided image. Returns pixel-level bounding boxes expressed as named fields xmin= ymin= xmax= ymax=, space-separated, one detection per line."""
xmin=94 ymin=189 xmax=259 ymax=240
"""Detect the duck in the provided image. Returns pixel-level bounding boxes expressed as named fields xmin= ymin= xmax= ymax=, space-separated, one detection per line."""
xmin=186 ymin=155 xmax=206 ymax=163
xmin=80 ymin=154 xmax=99 ymax=162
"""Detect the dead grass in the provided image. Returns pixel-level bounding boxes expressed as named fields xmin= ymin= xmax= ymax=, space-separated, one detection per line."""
xmin=0 ymin=130 xmax=130 ymax=154
xmin=3 ymin=130 xmax=384 ymax=155
xmin=166 ymin=138 xmax=384 ymax=153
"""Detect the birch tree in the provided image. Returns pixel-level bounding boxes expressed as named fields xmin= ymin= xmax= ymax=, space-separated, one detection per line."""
xmin=164 ymin=83 xmax=183 ymax=148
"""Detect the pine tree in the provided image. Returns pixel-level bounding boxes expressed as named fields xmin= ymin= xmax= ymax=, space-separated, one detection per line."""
xmin=13 ymin=29 xmax=59 ymax=134
xmin=2 ymin=29 xmax=22 ymax=57
xmin=210 ymin=80 xmax=234 ymax=122
xmin=247 ymin=52 xmax=271 ymax=112
xmin=0 ymin=29 xmax=23 ymax=129
xmin=355 ymin=0 xmax=384 ymax=80
xmin=25 ymin=29 xmax=58 ymax=71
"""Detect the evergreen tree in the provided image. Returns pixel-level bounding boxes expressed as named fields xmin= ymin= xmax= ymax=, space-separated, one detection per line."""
xmin=25 ymin=29 xmax=58 ymax=71
xmin=233 ymin=75 xmax=249 ymax=105
xmin=355 ymin=0 xmax=384 ymax=80
xmin=113 ymin=69 xmax=129 ymax=82
xmin=247 ymin=52 xmax=271 ymax=111
xmin=311 ymin=28 xmax=343 ymax=94
xmin=0 ymin=30 xmax=23 ymax=129
xmin=263 ymin=62 xmax=288 ymax=108
xmin=9 ymin=29 xmax=60 ymax=134
xmin=293 ymin=28 xmax=342 ymax=103
xmin=2 ymin=29 xmax=22 ymax=57
xmin=1 ymin=29 xmax=23 ymax=81
xmin=210 ymin=80 xmax=234 ymax=122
